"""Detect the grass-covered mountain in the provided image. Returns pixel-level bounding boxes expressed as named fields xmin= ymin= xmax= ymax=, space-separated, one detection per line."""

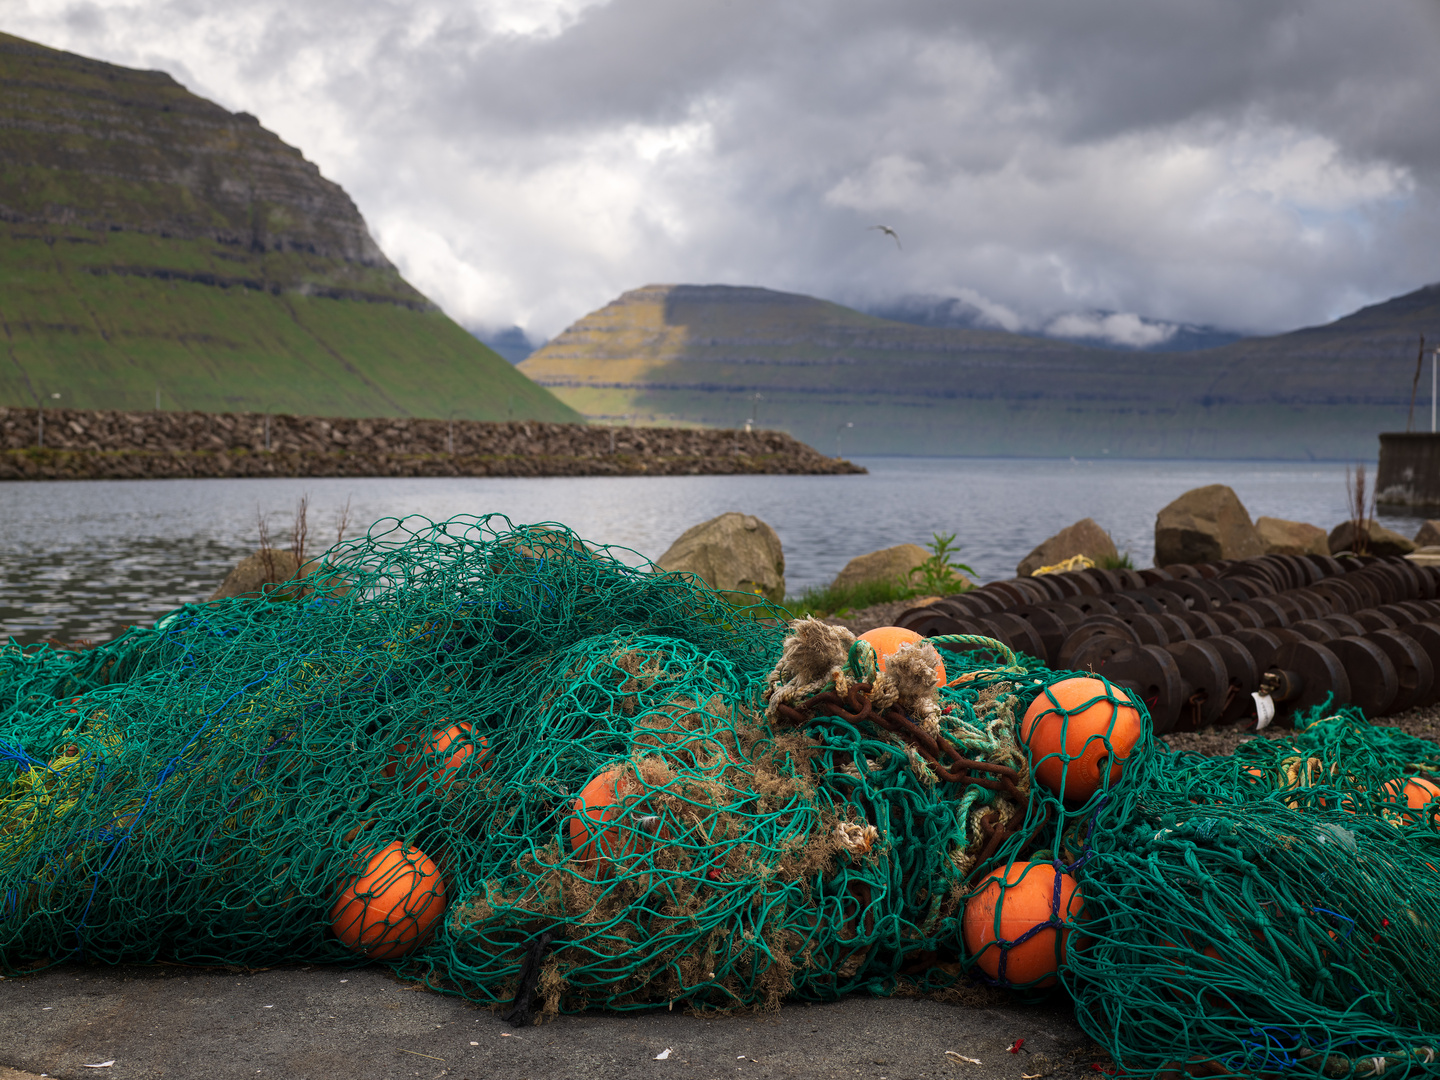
xmin=520 ymin=283 xmax=1440 ymax=459
xmin=0 ymin=32 xmax=577 ymax=422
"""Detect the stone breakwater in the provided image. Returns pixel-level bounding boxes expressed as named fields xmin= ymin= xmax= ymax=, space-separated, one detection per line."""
xmin=0 ymin=408 xmax=865 ymax=480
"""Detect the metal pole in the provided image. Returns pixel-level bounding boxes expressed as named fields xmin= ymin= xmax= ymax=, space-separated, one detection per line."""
xmin=1432 ymin=348 xmax=1437 ymax=434
xmin=37 ymin=403 xmax=43 ymax=449
xmin=156 ymin=386 xmax=161 ymax=410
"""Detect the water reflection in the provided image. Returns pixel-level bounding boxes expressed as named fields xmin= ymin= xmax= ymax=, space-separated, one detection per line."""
xmin=0 ymin=459 xmax=1423 ymax=646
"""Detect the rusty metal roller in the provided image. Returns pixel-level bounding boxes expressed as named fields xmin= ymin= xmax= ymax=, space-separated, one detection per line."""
xmin=1156 ymin=613 xmax=1196 ymax=643
xmin=895 ymin=608 xmax=973 ymax=639
xmin=1147 ymin=578 xmax=1207 ymax=611
xmin=1181 ymin=610 xmax=1223 ymax=637
xmin=1056 ymin=620 xmax=1136 ymax=668
xmin=1033 ymin=601 xmax=1089 ymax=629
xmin=1139 ymin=587 xmax=1190 ymax=615
xmin=1069 ymin=594 xmax=1119 ymax=618
xmin=1397 ymin=622 xmax=1440 ymax=706
xmin=1216 ymin=602 xmax=1267 ymax=629
xmin=1231 ymin=628 xmax=1286 ymax=675
xmin=1319 ymin=613 xmax=1367 ymax=636
xmin=1094 ymin=643 xmax=1186 ymax=734
xmin=1066 ymin=632 xmax=1137 ymax=674
xmin=1208 ymin=611 xmax=1245 ymax=634
xmin=1162 ymin=639 xmax=1229 ymax=730
xmin=1363 ymin=629 xmax=1434 ymax=714
xmin=1111 ymin=612 xmax=1169 ymax=645
xmin=1290 ymin=619 xmax=1341 ymax=642
xmin=974 ymin=613 xmax=1047 ymax=663
xmin=1352 ymin=609 xmax=1399 ymax=632
xmin=1205 ymin=636 xmax=1262 ymax=724
xmin=1103 ymin=593 xmax=1153 ymax=615
xmin=1007 ymin=606 xmax=1072 ymax=664
xmin=1265 ymin=640 xmax=1353 ymax=718
xmin=1324 ymin=636 xmax=1398 ymax=716
xmin=1109 ymin=590 xmax=1164 ymax=614
xmin=1246 ymin=597 xmax=1292 ymax=627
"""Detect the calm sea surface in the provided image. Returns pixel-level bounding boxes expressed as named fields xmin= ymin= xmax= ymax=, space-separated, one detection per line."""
xmin=0 ymin=457 xmax=1425 ymax=645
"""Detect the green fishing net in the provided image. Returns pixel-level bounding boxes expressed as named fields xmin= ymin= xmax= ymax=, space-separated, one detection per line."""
xmin=1 ymin=514 xmax=1437 ymax=1079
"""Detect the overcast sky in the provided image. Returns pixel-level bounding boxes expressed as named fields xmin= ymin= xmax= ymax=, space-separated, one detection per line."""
xmin=8 ymin=0 xmax=1440 ymax=344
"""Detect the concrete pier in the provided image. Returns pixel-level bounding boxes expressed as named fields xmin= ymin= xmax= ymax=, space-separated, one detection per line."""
xmin=1378 ymin=432 xmax=1440 ymax=506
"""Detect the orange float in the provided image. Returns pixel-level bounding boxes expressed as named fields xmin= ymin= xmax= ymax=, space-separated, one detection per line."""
xmin=331 ymin=841 xmax=447 ymax=959
xmin=1021 ymin=677 xmax=1143 ymax=802
xmin=383 ymin=721 xmax=489 ymax=796
xmin=1383 ymin=776 xmax=1440 ymax=824
xmin=962 ymin=862 xmax=1082 ymax=987
xmin=569 ymin=766 xmax=648 ymax=874
xmin=857 ymin=626 xmax=946 ymax=686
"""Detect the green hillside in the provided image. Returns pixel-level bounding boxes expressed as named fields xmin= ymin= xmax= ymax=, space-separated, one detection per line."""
xmin=520 ymin=283 xmax=1440 ymax=459
xmin=0 ymin=32 xmax=577 ymax=422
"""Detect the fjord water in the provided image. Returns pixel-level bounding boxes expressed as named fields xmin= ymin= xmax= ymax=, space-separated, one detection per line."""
xmin=0 ymin=457 xmax=1424 ymax=646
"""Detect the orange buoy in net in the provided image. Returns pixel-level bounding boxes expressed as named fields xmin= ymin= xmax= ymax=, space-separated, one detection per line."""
xmin=331 ymin=841 xmax=446 ymax=959
xmin=569 ymin=766 xmax=647 ymax=874
xmin=383 ymin=721 xmax=490 ymax=796
xmin=962 ymin=862 xmax=1082 ymax=987
xmin=1021 ymin=676 xmax=1143 ymax=802
xmin=857 ymin=626 xmax=946 ymax=686
xmin=1383 ymin=776 xmax=1440 ymax=824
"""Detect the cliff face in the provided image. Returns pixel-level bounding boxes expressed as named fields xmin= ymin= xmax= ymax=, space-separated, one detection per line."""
xmin=521 ymin=283 xmax=1440 ymax=460
xmin=0 ymin=32 xmax=391 ymax=269
xmin=0 ymin=32 xmax=578 ymax=423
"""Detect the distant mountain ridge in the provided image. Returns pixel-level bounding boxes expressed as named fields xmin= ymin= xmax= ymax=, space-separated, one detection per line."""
xmin=0 ymin=31 xmax=576 ymax=422
xmin=520 ymin=282 xmax=1440 ymax=459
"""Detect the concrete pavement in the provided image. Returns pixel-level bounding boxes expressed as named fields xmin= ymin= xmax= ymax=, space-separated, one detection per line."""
xmin=0 ymin=963 xmax=1102 ymax=1080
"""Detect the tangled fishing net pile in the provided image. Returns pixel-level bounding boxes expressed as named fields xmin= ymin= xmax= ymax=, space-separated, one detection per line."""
xmin=2 ymin=515 xmax=1438 ymax=1079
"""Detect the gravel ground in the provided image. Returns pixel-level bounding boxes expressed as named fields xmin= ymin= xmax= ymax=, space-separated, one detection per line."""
xmin=1162 ymin=702 xmax=1440 ymax=757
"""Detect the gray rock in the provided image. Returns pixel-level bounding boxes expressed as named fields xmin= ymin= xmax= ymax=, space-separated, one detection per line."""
xmin=1328 ymin=519 xmax=1416 ymax=557
xmin=1154 ymin=484 xmax=1265 ymax=566
xmin=1017 ymin=518 xmax=1118 ymax=577
xmin=1256 ymin=516 xmax=1329 ymax=557
xmin=657 ymin=512 xmax=785 ymax=602
xmin=1414 ymin=520 xmax=1440 ymax=548
xmin=830 ymin=543 xmax=930 ymax=591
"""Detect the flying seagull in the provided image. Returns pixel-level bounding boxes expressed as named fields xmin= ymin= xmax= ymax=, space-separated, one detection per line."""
xmin=868 ymin=224 xmax=902 ymax=250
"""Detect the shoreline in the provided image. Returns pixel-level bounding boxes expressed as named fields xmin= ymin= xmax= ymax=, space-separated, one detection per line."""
xmin=0 ymin=408 xmax=864 ymax=480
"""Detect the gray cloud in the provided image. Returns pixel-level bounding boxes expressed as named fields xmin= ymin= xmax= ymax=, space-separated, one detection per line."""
xmin=9 ymin=0 xmax=1440 ymax=340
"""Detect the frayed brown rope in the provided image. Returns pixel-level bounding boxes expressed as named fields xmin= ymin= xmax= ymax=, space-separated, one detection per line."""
xmin=775 ymin=683 xmax=1022 ymax=797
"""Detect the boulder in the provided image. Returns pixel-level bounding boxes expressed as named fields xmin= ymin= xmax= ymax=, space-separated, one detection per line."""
xmin=1154 ymin=485 xmax=1265 ymax=566
xmin=830 ymin=543 xmax=930 ymax=591
xmin=657 ymin=512 xmax=785 ymax=602
xmin=1017 ymin=518 xmax=1118 ymax=578
xmin=1327 ymin=520 xmax=1416 ymax=557
xmin=1415 ymin=520 xmax=1440 ymax=548
xmin=1255 ymin=516 xmax=1329 ymax=557
xmin=209 ymin=548 xmax=303 ymax=600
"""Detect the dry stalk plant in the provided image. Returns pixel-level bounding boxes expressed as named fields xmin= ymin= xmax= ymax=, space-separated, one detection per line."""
xmin=1345 ymin=463 xmax=1376 ymax=556
xmin=254 ymin=495 xmax=353 ymax=592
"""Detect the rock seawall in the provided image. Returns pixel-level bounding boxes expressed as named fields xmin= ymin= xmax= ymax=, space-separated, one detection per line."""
xmin=0 ymin=408 xmax=864 ymax=479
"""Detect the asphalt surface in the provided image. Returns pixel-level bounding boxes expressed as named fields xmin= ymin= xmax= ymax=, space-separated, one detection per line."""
xmin=0 ymin=963 xmax=1102 ymax=1080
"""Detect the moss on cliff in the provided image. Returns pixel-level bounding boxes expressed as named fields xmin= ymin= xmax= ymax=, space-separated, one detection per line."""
xmin=0 ymin=32 xmax=578 ymax=423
